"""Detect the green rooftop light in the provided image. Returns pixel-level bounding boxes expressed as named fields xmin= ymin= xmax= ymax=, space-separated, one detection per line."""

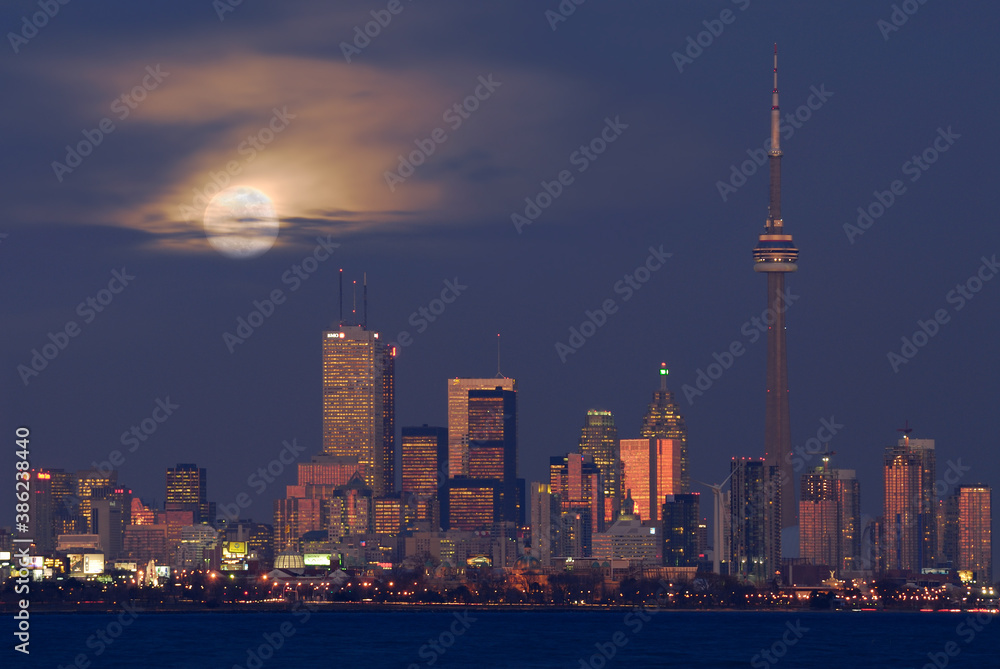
xmin=659 ymin=367 xmax=668 ymax=375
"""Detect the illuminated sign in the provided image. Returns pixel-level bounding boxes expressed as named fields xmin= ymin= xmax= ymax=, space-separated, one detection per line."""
xmin=0 ymin=551 xmax=10 ymax=561
xmin=223 ymin=542 xmax=247 ymax=558
xmin=37 ymin=472 xmax=51 ymax=480
xmin=155 ymin=565 xmax=171 ymax=578
xmin=303 ymin=553 xmax=331 ymax=566
xmin=83 ymin=554 xmax=104 ymax=574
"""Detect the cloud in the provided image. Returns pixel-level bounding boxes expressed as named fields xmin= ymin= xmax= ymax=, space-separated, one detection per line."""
xmin=9 ymin=35 xmax=589 ymax=256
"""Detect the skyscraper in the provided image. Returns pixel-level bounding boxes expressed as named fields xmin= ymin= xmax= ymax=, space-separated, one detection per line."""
xmin=619 ymin=438 xmax=683 ymax=523
xmin=529 ymin=482 xmax=561 ymax=566
xmin=165 ymin=463 xmax=208 ymax=523
xmin=92 ymin=495 xmax=129 ymax=559
xmin=799 ymin=462 xmax=860 ymax=573
xmin=640 ymin=364 xmax=689 ymax=493
xmin=76 ymin=469 xmax=118 ymax=534
xmin=957 ymin=484 xmax=992 ymax=583
xmin=440 ymin=478 xmax=501 ymax=531
xmin=549 ymin=453 xmax=604 ymax=540
xmin=322 ymin=324 xmax=396 ymax=495
xmin=753 ymin=46 xmax=799 ymax=532
xmin=799 ymin=467 xmax=838 ymax=568
xmin=446 ymin=377 xmax=516 ymax=478
xmin=27 ymin=469 xmax=63 ymax=551
xmin=467 ymin=387 xmax=518 ymax=523
xmin=835 ymin=469 xmax=862 ymax=572
xmin=729 ymin=458 xmax=781 ymax=584
xmin=400 ymin=425 xmax=448 ymax=496
xmin=882 ymin=434 xmax=936 ymax=573
xmin=662 ymin=493 xmax=701 ymax=567
xmin=579 ymin=410 xmax=620 ymax=524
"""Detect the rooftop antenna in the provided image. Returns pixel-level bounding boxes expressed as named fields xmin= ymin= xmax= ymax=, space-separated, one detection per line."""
xmin=897 ymin=420 xmax=913 ymax=446
xmin=820 ymin=447 xmax=836 ymax=473
xmin=659 ymin=362 xmax=668 ymax=391
xmin=338 ymin=269 xmax=344 ymax=327
xmin=352 ymin=280 xmax=357 ymax=323
xmin=363 ymin=273 xmax=368 ymax=330
xmin=495 ymin=333 xmax=503 ymax=378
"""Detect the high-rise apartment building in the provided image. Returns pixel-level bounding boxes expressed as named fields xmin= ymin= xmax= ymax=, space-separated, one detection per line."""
xmin=800 ymin=469 xmax=836 ymax=566
xmin=729 ymin=458 xmax=781 ymax=584
xmin=882 ymin=435 xmax=936 ymax=573
xmin=957 ymin=485 xmax=992 ymax=583
xmin=579 ymin=409 xmax=621 ymax=523
xmin=322 ymin=324 xmax=395 ymax=495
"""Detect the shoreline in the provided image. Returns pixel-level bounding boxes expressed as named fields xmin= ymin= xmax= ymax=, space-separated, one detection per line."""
xmin=9 ymin=602 xmax=989 ymax=615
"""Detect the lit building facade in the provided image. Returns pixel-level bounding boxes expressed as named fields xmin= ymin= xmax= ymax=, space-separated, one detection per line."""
xmin=374 ymin=495 xmax=405 ymax=536
xmin=76 ymin=469 xmax=118 ymax=534
xmin=592 ymin=519 xmax=660 ymax=564
xmin=640 ymin=364 xmax=689 ymax=493
xmin=467 ymin=387 xmax=518 ymax=523
xmin=298 ymin=455 xmax=366 ymax=487
xmin=329 ymin=474 xmax=374 ymax=538
xmin=619 ymin=438 xmax=682 ymax=523
xmin=440 ymin=478 xmax=501 ymax=531
xmin=957 ymin=485 xmax=992 ymax=583
xmin=800 ymin=467 xmax=838 ymax=568
xmin=123 ymin=525 xmax=167 ymax=564
xmin=578 ymin=409 xmax=621 ymax=524
xmin=401 ymin=425 xmax=448 ymax=496
xmin=446 ymin=377 xmax=516 ymax=478
xmin=322 ymin=325 xmax=395 ymax=495
xmin=882 ymin=436 xmax=936 ymax=573
xmin=549 ymin=453 xmax=604 ymax=536
xmin=165 ymin=463 xmax=208 ymax=523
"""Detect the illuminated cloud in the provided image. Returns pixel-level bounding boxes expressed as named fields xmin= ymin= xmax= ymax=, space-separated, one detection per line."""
xmin=15 ymin=41 xmax=587 ymax=255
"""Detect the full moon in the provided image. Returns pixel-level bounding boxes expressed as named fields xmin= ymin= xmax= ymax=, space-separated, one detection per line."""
xmin=203 ymin=186 xmax=279 ymax=259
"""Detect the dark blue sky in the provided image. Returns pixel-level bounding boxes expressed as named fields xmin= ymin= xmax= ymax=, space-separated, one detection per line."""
xmin=3 ymin=1 xmax=998 ymax=554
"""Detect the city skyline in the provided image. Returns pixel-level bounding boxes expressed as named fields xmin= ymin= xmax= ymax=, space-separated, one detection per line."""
xmin=4 ymin=1 xmax=999 ymax=562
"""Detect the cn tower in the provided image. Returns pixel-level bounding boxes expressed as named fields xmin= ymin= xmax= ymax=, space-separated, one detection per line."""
xmin=753 ymin=45 xmax=798 ymax=531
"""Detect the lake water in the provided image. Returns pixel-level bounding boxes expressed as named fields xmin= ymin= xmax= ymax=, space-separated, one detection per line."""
xmin=12 ymin=609 xmax=999 ymax=668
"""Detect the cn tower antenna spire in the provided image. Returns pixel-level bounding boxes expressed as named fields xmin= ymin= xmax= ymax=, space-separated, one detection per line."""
xmin=768 ymin=43 xmax=783 ymax=230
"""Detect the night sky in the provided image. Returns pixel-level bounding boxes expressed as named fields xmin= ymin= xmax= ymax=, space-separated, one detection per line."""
xmin=3 ymin=1 xmax=998 ymax=554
